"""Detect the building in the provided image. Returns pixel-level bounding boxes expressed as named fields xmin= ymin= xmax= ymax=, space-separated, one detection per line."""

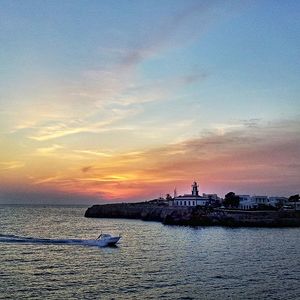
xmin=251 ymin=195 xmax=269 ymax=206
xmin=238 ymin=195 xmax=289 ymax=210
xmin=237 ymin=195 xmax=253 ymax=210
xmin=171 ymin=182 xmax=216 ymax=207
xmin=269 ymin=196 xmax=288 ymax=207
xmin=202 ymin=193 xmax=220 ymax=201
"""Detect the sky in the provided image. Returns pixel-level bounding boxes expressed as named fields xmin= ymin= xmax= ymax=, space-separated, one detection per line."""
xmin=0 ymin=0 xmax=299 ymax=204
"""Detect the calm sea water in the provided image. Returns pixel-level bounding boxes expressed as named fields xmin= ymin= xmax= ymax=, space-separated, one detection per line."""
xmin=0 ymin=205 xmax=299 ymax=300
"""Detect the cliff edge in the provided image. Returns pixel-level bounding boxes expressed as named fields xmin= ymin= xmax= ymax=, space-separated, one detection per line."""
xmin=85 ymin=203 xmax=300 ymax=227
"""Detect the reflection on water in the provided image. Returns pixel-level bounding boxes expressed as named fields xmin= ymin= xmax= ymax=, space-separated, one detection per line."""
xmin=0 ymin=205 xmax=299 ymax=299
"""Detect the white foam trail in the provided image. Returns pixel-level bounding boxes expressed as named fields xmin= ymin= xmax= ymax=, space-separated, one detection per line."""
xmin=0 ymin=234 xmax=109 ymax=247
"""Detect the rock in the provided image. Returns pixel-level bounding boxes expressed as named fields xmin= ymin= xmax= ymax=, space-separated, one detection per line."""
xmin=84 ymin=203 xmax=300 ymax=227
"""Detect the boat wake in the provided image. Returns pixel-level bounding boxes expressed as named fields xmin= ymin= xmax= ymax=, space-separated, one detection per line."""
xmin=0 ymin=234 xmax=111 ymax=247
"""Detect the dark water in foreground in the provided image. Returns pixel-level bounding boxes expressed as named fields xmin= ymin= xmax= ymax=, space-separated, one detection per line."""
xmin=0 ymin=205 xmax=299 ymax=300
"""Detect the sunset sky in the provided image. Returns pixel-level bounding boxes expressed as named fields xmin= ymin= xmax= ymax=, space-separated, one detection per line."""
xmin=1 ymin=1 xmax=299 ymax=204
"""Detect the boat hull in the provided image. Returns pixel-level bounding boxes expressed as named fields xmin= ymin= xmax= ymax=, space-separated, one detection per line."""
xmin=106 ymin=236 xmax=121 ymax=245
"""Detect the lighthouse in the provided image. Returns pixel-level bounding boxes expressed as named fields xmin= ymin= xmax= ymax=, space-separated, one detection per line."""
xmin=173 ymin=181 xmax=219 ymax=207
xmin=191 ymin=181 xmax=199 ymax=196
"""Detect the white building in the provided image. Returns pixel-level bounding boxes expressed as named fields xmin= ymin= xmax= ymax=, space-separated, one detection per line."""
xmin=269 ymin=196 xmax=288 ymax=207
xmin=172 ymin=182 xmax=213 ymax=207
xmin=238 ymin=195 xmax=253 ymax=210
xmin=202 ymin=193 xmax=220 ymax=201
xmin=238 ymin=195 xmax=289 ymax=210
xmin=252 ymin=195 xmax=269 ymax=205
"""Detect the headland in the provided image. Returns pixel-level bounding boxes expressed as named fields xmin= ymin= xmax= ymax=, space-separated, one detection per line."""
xmin=84 ymin=202 xmax=300 ymax=227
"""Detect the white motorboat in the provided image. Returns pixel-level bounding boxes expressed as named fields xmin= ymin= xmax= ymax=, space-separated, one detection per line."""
xmin=96 ymin=233 xmax=121 ymax=246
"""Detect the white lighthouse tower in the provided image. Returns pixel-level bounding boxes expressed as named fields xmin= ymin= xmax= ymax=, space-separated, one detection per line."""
xmin=191 ymin=181 xmax=199 ymax=196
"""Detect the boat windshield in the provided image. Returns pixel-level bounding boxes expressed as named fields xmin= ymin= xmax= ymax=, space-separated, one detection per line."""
xmin=97 ymin=233 xmax=111 ymax=239
xmin=101 ymin=234 xmax=111 ymax=238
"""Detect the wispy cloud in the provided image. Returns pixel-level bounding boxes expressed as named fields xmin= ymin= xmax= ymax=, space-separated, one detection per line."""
xmin=36 ymin=144 xmax=64 ymax=155
xmin=69 ymin=1 xmax=221 ymax=111
xmin=0 ymin=161 xmax=25 ymax=171
xmin=33 ymin=176 xmax=61 ymax=185
xmin=118 ymin=1 xmax=222 ymax=68
xmin=7 ymin=2 xmax=223 ymax=145
xmin=75 ymin=150 xmax=113 ymax=158
xmin=27 ymin=107 xmax=139 ymax=141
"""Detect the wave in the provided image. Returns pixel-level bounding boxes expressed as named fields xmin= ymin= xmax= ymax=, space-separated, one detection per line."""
xmin=0 ymin=233 xmax=110 ymax=247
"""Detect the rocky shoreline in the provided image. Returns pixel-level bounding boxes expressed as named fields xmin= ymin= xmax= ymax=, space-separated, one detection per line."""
xmin=84 ymin=203 xmax=300 ymax=227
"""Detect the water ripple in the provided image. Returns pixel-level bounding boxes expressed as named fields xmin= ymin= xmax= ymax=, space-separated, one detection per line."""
xmin=0 ymin=205 xmax=300 ymax=300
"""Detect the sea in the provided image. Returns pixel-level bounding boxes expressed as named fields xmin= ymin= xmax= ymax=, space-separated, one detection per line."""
xmin=0 ymin=205 xmax=299 ymax=300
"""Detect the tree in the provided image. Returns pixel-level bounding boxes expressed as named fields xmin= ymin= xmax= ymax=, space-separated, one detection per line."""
xmin=288 ymin=194 xmax=299 ymax=202
xmin=223 ymin=192 xmax=240 ymax=208
xmin=165 ymin=194 xmax=173 ymax=201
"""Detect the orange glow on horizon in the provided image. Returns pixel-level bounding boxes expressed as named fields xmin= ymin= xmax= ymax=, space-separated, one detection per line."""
xmin=1 ymin=118 xmax=299 ymax=203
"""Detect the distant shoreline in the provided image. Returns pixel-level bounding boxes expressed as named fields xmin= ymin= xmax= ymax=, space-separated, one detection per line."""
xmin=85 ymin=202 xmax=300 ymax=228
xmin=0 ymin=203 xmax=90 ymax=207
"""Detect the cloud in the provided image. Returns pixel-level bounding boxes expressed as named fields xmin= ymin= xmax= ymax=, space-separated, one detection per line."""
xmin=72 ymin=118 xmax=300 ymax=198
xmin=58 ymin=119 xmax=300 ymax=200
xmin=0 ymin=161 xmax=25 ymax=171
xmin=81 ymin=165 xmax=93 ymax=173
xmin=33 ymin=176 xmax=61 ymax=185
xmin=6 ymin=2 xmax=225 ymax=144
xmin=119 ymin=1 xmax=222 ymax=68
xmin=139 ymin=119 xmax=300 ymax=195
xmin=27 ymin=107 xmax=139 ymax=141
xmin=36 ymin=144 xmax=64 ymax=155
xmin=1 ymin=118 xmax=298 ymax=203
xmin=70 ymin=1 xmax=224 ymax=110
xmin=75 ymin=150 xmax=113 ymax=158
